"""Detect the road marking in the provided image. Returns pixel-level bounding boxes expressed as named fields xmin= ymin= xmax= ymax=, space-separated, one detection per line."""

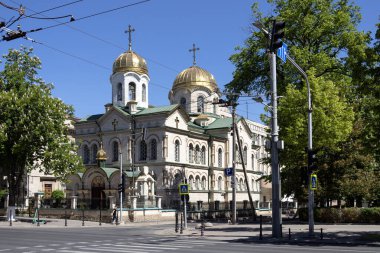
xmin=79 ymin=247 xmax=155 ymax=253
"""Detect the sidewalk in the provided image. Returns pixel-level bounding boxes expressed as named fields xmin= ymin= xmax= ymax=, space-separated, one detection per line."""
xmin=161 ymin=221 xmax=380 ymax=246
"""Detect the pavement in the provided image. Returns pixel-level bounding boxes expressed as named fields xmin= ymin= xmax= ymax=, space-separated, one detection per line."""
xmin=1 ymin=216 xmax=380 ymax=247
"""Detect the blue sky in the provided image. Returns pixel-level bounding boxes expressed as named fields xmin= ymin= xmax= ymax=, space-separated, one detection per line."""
xmin=1 ymin=0 xmax=379 ymax=123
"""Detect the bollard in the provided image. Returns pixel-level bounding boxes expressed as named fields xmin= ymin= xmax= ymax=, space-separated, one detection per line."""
xmin=180 ymin=213 xmax=183 ymax=234
xmin=175 ymin=211 xmax=179 ymax=233
xmin=259 ymin=215 xmax=263 ymax=240
xmin=201 ymin=211 xmax=205 ymax=236
xmin=99 ymin=207 xmax=102 ymax=226
xmin=37 ymin=208 xmax=40 ymax=227
xmin=320 ymin=228 xmax=323 ymax=240
xmin=9 ymin=212 xmax=12 ymax=227
xmin=82 ymin=208 xmax=85 ymax=226
xmin=288 ymin=228 xmax=291 ymax=240
xmin=65 ymin=208 xmax=67 ymax=227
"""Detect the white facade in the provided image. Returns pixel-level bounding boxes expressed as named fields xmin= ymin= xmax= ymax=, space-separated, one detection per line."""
xmin=68 ymin=47 xmax=271 ymax=211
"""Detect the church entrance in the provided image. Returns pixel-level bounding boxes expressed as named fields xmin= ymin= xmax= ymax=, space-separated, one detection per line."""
xmin=91 ymin=176 xmax=106 ymax=209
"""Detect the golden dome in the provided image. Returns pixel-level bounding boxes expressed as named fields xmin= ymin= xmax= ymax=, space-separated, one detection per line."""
xmin=96 ymin=145 xmax=107 ymax=161
xmin=112 ymin=50 xmax=148 ymax=75
xmin=172 ymin=65 xmax=219 ymax=93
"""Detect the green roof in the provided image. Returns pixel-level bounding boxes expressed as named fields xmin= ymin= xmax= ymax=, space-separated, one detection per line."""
xmin=101 ymin=167 xmax=119 ymax=178
xmin=136 ymin=104 xmax=177 ymax=116
xmin=80 ymin=114 xmax=103 ymax=122
xmin=206 ymin=117 xmax=242 ymax=129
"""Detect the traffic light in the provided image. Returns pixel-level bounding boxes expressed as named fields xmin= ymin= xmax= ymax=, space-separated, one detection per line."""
xmin=118 ymin=183 xmax=124 ymax=193
xmin=307 ymin=149 xmax=317 ymax=171
xmin=270 ymin=20 xmax=285 ymax=52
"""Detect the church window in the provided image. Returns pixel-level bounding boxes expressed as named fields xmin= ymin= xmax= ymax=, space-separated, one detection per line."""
xmin=91 ymin=144 xmax=98 ymax=163
xmin=129 ymin=82 xmax=136 ymax=100
xmin=251 ymin=154 xmax=254 ymax=170
xmin=189 ymin=144 xmax=194 ymax=163
xmin=189 ymin=175 xmax=194 ymax=190
xmin=180 ymin=97 xmax=186 ymax=110
xmin=197 ymin=96 xmax=204 ymax=113
xmin=83 ymin=145 xmax=90 ymax=164
xmin=150 ymin=139 xmax=157 ymax=160
xmin=117 ymin=83 xmax=123 ymax=101
xmin=175 ymin=140 xmax=180 ymax=162
xmin=217 ymin=176 xmax=223 ymax=191
xmin=140 ymin=140 xmax=147 ymax=161
xmin=236 ymin=144 xmax=241 ymax=163
xmin=243 ymin=146 xmax=248 ymax=165
xmin=142 ymin=84 xmax=146 ymax=102
xmin=201 ymin=146 xmax=206 ymax=165
xmin=195 ymin=176 xmax=200 ymax=190
xmin=201 ymin=176 xmax=207 ymax=190
xmin=112 ymin=141 xmax=119 ymax=162
xmin=195 ymin=145 xmax=200 ymax=164
xmin=218 ymin=148 xmax=223 ymax=168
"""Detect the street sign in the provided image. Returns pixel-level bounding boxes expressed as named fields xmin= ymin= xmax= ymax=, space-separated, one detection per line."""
xmin=181 ymin=194 xmax=190 ymax=203
xmin=224 ymin=167 xmax=233 ymax=177
xmin=277 ymin=42 xmax=287 ymax=63
xmin=310 ymin=174 xmax=317 ymax=191
xmin=179 ymin=183 xmax=189 ymax=195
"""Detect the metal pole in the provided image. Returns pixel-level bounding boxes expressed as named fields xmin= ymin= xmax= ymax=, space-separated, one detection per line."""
xmin=270 ymin=52 xmax=281 ymax=238
xmin=119 ymin=152 xmax=123 ymax=225
xmin=183 ymin=198 xmax=187 ymax=229
xmin=232 ymin=105 xmax=237 ymax=225
xmin=65 ymin=207 xmax=67 ymax=227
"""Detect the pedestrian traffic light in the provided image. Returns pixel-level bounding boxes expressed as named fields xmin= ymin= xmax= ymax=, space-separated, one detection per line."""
xmin=308 ymin=149 xmax=318 ymax=171
xmin=270 ymin=20 xmax=285 ymax=53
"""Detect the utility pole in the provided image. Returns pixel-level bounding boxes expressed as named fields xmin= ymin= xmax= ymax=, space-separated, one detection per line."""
xmin=118 ymin=152 xmax=123 ymax=225
xmin=213 ymin=97 xmax=238 ymax=224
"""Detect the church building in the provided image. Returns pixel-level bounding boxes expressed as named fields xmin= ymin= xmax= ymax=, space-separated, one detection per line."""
xmin=66 ymin=27 xmax=271 ymax=212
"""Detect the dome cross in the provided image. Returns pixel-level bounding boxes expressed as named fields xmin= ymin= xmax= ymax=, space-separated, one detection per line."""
xmin=189 ymin=43 xmax=200 ymax=65
xmin=125 ymin=24 xmax=135 ymax=51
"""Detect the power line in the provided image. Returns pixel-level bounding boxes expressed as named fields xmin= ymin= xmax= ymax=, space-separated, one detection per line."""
xmin=17 ymin=0 xmax=83 ymax=20
xmin=25 ymin=0 xmax=151 ymax=34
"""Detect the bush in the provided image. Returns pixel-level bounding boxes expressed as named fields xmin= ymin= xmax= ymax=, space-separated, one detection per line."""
xmin=359 ymin=208 xmax=380 ymax=223
xmin=299 ymin=207 xmax=380 ymax=223
xmin=51 ymin=190 xmax=64 ymax=201
xmin=341 ymin=208 xmax=360 ymax=223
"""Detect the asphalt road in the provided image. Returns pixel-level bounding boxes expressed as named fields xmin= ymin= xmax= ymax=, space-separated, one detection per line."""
xmin=0 ymin=225 xmax=379 ymax=253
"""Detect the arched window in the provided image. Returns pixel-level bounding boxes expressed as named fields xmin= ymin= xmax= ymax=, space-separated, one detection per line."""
xmin=83 ymin=145 xmax=90 ymax=164
xmin=197 ymin=96 xmax=204 ymax=113
xmin=117 ymin=83 xmax=123 ymax=101
xmin=150 ymin=139 xmax=157 ymax=160
xmin=251 ymin=154 xmax=254 ymax=170
xmin=218 ymin=148 xmax=222 ymax=168
xmin=243 ymin=146 xmax=248 ymax=165
xmin=217 ymin=176 xmax=223 ymax=191
xmin=140 ymin=140 xmax=147 ymax=161
xmin=175 ymin=140 xmax=180 ymax=162
xmin=180 ymin=97 xmax=186 ymax=110
xmin=91 ymin=144 xmax=98 ymax=163
xmin=236 ymin=144 xmax=241 ymax=163
xmin=189 ymin=175 xmax=194 ymax=190
xmin=195 ymin=176 xmax=200 ymax=190
xmin=142 ymin=84 xmax=146 ymax=102
xmin=195 ymin=145 xmax=200 ymax=164
xmin=201 ymin=176 xmax=207 ymax=190
xmin=189 ymin=144 xmax=194 ymax=163
xmin=129 ymin=82 xmax=136 ymax=100
xmin=200 ymin=146 xmax=206 ymax=165
xmin=112 ymin=141 xmax=119 ymax=162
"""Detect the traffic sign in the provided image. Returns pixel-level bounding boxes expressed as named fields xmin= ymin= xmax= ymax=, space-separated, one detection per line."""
xmin=277 ymin=42 xmax=287 ymax=63
xmin=310 ymin=174 xmax=317 ymax=190
xmin=224 ymin=167 xmax=233 ymax=177
xmin=181 ymin=194 xmax=190 ymax=203
xmin=179 ymin=183 xmax=189 ymax=195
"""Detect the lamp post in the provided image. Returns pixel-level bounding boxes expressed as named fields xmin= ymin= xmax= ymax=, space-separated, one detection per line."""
xmin=181 ymin=166 xmax=187 ymax=229
xmin=118 ymin=151 xmax=123 ymax=225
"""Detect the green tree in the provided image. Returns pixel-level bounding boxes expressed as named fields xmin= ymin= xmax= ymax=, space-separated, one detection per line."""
xmin=0 ymin=47 xmax=83 ymax=207
xmin=226 ymin=0 xmax=369 ymax=202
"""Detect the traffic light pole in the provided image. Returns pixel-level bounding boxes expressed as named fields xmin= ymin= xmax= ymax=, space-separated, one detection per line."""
xmin=232 ymin=105 xmax=237 ymax=225
xmin=269 ymin=52 xmax=281 ymax=238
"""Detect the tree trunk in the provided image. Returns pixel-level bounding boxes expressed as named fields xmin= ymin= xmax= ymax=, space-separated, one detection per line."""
xmin=235 ymin=124 xmax=257 ymax=221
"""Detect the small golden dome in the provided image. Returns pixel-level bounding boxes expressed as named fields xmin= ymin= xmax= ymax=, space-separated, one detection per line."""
xmin=196 ymin=114 xmax=209 ymax=120
xmin=96 ymin=145 xmax=107 ymax=161
xmin=112 ymin=50 xmax=148 ymax=75
xmin=172 ymin=65 xmax=219 ymax=93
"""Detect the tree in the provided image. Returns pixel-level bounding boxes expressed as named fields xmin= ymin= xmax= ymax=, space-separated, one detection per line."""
xmin=0 ymin=47 xmax=83 ymax=208
xmin=226 ymin=0 xmax=369 ymax=202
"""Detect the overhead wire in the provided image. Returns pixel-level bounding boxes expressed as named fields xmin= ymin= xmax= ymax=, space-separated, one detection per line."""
xmin=17 ymin=0 xmax=83 ymax=20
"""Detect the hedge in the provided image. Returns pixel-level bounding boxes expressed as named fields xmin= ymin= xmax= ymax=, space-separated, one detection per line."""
xmin=299 ymin=207 xmax=380 ymax=223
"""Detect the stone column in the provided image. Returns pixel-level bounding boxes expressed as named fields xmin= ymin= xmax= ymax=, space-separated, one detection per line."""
xmin=108 ymin=196 xmax=116 ymax=209
xmin=156 ymin=196 xmax=162 ymax=209
xmin=131 ymin=196 xmax=138 ymax=209
xmin=71 ymin=195 xmax=78 ymax=209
